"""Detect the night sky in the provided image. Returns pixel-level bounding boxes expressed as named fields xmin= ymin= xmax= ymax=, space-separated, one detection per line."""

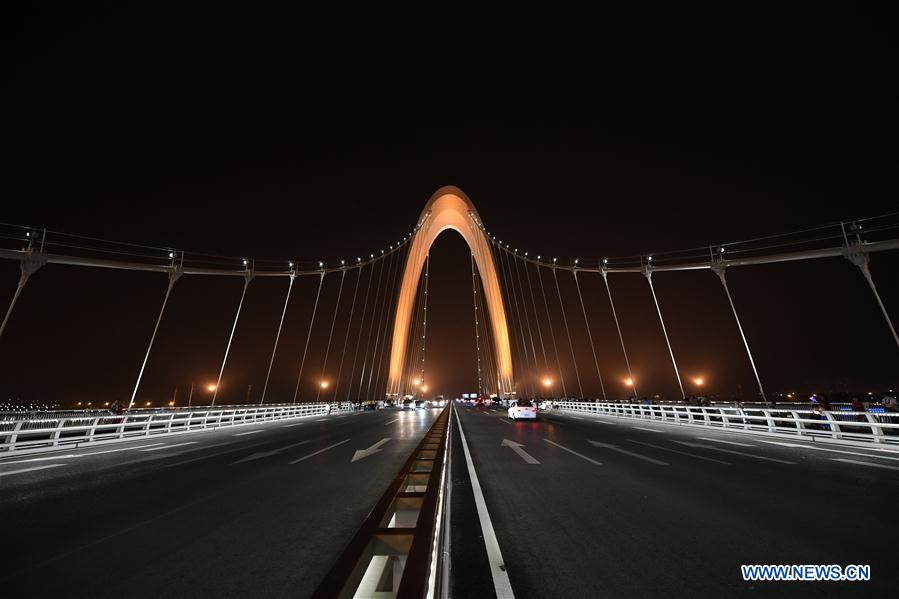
xmin=1 ymin=5 xmax=896 ymax=406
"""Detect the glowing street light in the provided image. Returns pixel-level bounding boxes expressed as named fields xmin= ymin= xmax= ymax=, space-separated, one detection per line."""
xmin=421 ymin=385 xmax=429 ymax=393
xmin=413 ymin=378 xmax=421 ymax=387
xmin=624 ymin=377 xmax=635 ymax=387
xmin=542 ymin=377 xmax=553 ymax=388
xmin=320 ymin=380 xmax=329 ymax=389
xmin=206 ymin=383 xmax=217 ymax=393
xmin=692 ymin=376 xmax=705 ymax=387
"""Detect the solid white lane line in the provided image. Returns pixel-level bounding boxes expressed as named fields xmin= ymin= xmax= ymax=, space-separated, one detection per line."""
xmin=140 ymin=442 xmax=197 ymax=452
xmin=385 ymin=418 xmax=400 ymax=425
xmin=628 ymin=439 xmax=731 ymax=465
xmin=75 ymin=443 xmax=166 ymax=456
xmin=633 ymin=426 xmax=664 ymax=433
xmin=283 ymin=422 xmax=305 ymax=428
xmin=568 ymin=415 xmax=585 ymax=420
xmin=757 ymin=440 xmax=899 ymax=461
xmin=233 ymin=430 xmax=264 ymax=436
xmin=543 ymin=439 xmax=602 ymax=465
xmin=0 ymin=464 xmax=66 ymax=477
xmin=0 ymin=442 xmax=170 ymax=464
xmin=315 ymin=418 xmax=328 ymax=422
xmin=697 ymin=436 xmax=755 ymax=447
xmin=671 ymin=440 xmax=795 ymax=465
xmin=498 ymin=418 xmax=512 ymax=424
xmin=289 ymin=439 xmax=350 ymax=464
xmin=830 ymin=458 xmax=899 ymax=472
xmin=587 ymin=440 xmax=669 ymax=465
xmin=454 ymin=408 xmax=515 ymax=598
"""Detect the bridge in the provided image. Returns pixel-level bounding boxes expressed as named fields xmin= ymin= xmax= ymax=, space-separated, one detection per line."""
xmin=1 ymin=186 xmax=897 ymax=598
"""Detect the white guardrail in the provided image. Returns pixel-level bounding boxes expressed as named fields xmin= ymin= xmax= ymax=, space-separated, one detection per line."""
xmin=553 ymin=401 xmax=899 ymax=446
xmin=0 ymin=403 xmax=351 ymax=453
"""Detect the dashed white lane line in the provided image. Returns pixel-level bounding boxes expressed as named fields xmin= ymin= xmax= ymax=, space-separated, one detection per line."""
xmin=671 ymin=440 xmax=795 ymax=465
xmin=628 ymin=439 xmax=731 ymax=465
xmin=632 ymin=426 xmax=664 ymax=433
xmin=289 ymin=439 xmax=350 ymax=464
xmin=587 ymin=440 xmax=669 ymax=465
xmin=233 ymin=430 xmax=264 ymax=436
xmin=455 ymin=407 xmax=515 ymax=598
xmin=830 ymin=458 xmax=899 ymax=472
xmin=696 ymin=436 xmax=755 ymax=447
xmin=385 ymin=418 xmax=400 ymax=425
xmin=498 ymin=418 xmax=512 ymax=424
xmin=315 ymin=418 xmax=329 ymax=422
xmin=544 ymin=439 xmax=602 ymax=465
xmin=283 ymin=422 xmax=305 ymax=428
xmin=140 ymin=442 xmax=197 ymax=452
xmin=0 ymin=464 xmax=66 ymax=477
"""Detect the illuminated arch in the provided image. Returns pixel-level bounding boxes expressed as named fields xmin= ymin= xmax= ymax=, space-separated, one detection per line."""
xmin=387 ymin=186 xmax=514 ymax=397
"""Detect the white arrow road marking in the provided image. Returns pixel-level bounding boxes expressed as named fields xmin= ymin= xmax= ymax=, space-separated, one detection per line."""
xmin=233 ymin=440 xmax=313 ymax=464
xmin=696 ymin=436 xmax=755 ymax=447
xmin=501 ymin=439 xmax=540 ymax=464
xmin=628 ymin=439 xmax=731 ymax=465
xmin=587 ymin=440 xmax=669 ymax=465
xmin=543 ymin=439 xmax=601 ymax=465
xmin=671 ymin=440 xmax=795 ymax=464
xmin=0 ymin=464 xmax=66 ymax=477
xmin=829 ymin=458 xmax=899 ymax=471
xmin=289 ymin=439 xmax=350 ymax=464
xmin=352 ymin=438 xmax=391 ymax=462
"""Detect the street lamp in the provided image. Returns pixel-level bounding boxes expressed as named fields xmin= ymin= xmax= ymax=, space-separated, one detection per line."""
xmin=692 ymin=376 xmax=704 ymax=387
xmin=206 ymin=383 xmax=217 ymax=393
xmin=320 ymin=380 xmax=329 ymax=389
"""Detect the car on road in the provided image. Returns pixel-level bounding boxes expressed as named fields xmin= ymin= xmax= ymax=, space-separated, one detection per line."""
xmin=414 ymin=399 xmax=426 ymax=409
xmin=508 ymin=399 xmax=537 ymax=420
xmin=402 ymin=399 xmax=413 ymax=410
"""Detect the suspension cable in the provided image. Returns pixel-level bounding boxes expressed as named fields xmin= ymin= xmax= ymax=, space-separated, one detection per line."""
xmin=260 ymin=274 xmax=295 ymax=404
xmin=211 ymin=273 xmax=253 ymax=406
xmin=346 ymin=260 xmax=376 ymax=402
xmin=522 ymin=254 xmax=550 ymax=374
xmin=572 ymin=270 xmax=607 ymax=401
xmin=331 ymin=264 xmax=363 ymax=402
xmin=315 ymin=269 xmax=347 ymax=402
xmin=292 ymin=271 xmax=326 ymax=404
xmin=501 ymin=246 xmax=536 ymax=398
xmin=535 ymin=261 xmax=567 ymax=398
xmin=373 ymin=244 xmax=405 ymax=404
xmin=552 ymin=266 xmax=583 ymax=399
xmin=602 ymin=271 xmax=637 ymax=399
xmin=419 ymin=253 xmax=430 ymax=390
xmin=357 ymin=254 xmax=387 ymax=400
xmin=366 ymin=250 xmax=396 ymax=400
xmin=476 ymin=263 xmax=499 ymax=396
xmin=470 ymin=253 xmax=485 ymax=396
xmin=510 ymin=251 xmax=541 ymax=395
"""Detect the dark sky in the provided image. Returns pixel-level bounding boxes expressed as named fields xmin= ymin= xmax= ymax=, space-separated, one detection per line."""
xmin=1 ymin=4 xmax=897 ymax=405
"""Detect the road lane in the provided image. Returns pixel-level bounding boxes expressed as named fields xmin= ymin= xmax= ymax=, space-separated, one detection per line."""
xmin=453 ymin=403 xmax=898 ymax=598
xmin=0 ymin=407 xmax=440 ymax=598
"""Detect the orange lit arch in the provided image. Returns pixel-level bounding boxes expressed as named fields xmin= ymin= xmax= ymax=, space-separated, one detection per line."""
xmin=387 ymin=186 xmax=514 ymax=397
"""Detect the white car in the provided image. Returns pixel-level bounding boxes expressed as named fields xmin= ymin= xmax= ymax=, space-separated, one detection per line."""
xmin=508 ymin=400 xmax=537 ymax=420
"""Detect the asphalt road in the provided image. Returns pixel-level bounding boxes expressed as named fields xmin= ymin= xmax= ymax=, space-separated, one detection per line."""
xmin=451 ymin=403 xmax=899 ymax=599
xmin=0 ymin=408 xmax=439 ymax=598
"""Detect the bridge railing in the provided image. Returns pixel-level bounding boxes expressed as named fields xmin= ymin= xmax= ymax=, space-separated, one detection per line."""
xmin=0 ymin=403 xmax=350 ymax=453
xmin=553 ymin=401 xmax=899 ymax=446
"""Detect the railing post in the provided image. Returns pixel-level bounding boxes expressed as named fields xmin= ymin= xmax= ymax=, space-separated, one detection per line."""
xmin=864 ymin=413 xmax=884 ymax=443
